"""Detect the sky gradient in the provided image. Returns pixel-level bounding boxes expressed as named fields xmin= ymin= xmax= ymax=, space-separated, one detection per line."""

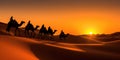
xmin=0 ymin=0 xmax=120 ymax=35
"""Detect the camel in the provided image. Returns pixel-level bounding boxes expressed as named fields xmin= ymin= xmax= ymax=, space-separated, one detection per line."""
xmin=38 ymin=24 xmax=48 ymax=39
xmin=47 ymin=26 xmax=57 ymax=40
xmin=25 ymin=21 xmax=39 ymax=37
xmin=47 ymin=26 xmax=57 ymax=36
xmin=59 ymin=30 xmax=69 ymax=40
xmin=6 ymin=16 xmax=25 ymax=35
xmin=38 ymin=25 xmax=57 ymax=40
xmin=39 ymin=24 xmax=47 ymax=35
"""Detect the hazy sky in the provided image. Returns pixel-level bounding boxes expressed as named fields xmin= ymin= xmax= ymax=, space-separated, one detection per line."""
xmin=0 ymin=0 xmax=120 ymax=35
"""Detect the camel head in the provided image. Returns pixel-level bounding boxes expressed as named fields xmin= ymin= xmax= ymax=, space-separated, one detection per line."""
xmin=21 ymin=21 xmax=25 ymax=24
xmin=54 ymin=30 xmax=57 ymax=32
xmin=34 ymin=25 xmax=39 ymax=30
xmin=53 ymin=30 xmax=57 ymax=34
xmin=66 ymin=33 xmax=70 ymax=37
xmin=21 ymin=21 xmax=25 ymax=23
xmin=19 ymin=21 xmax=25 ymax=26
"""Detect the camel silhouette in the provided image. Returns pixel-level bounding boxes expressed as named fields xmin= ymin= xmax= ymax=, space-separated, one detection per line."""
xmin=47 ymin=26 xmax=57 ymax=39
xmin=39 ymin=24 xmax=48 ymax=35
xmin=25 ymin=21 xmax=39 ymax=37
xmin=6 ymin=16 xmax=25 ymax=35
xmin=39 ymin=24 xmax=48 ymax=39
xmin=38 ymin=25 xmax=57 ymax=40
xmin=48 ymin=26 xmax=57 ymax=36
xmin=59 ymin=30 xmax=69 ymax=40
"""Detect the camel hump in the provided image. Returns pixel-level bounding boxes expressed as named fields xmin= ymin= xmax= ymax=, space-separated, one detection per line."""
xmin=29 ymin=23 xmax=34 ymax=27
xmin=61 ymin=30 xmax=65 ymax=35
xmin=48 ymin=27 xmax=52 ymax=32
xmin=13 ymin=20 xmax=17 ymax=24
xmin=44 ymin=27 xmax=47 ymax=31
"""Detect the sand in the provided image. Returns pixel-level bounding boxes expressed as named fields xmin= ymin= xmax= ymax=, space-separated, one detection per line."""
xmin=0 ymin=35 xmax=39 ymax=60
xmin=0 ymin=35 xmax=120 ymax=60
xmin=0 ymin=22 xmax=120 ymax=60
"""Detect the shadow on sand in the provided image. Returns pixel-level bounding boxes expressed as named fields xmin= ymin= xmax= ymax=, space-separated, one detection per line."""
xmin=30 ymin=41 xmax=120 ymax=60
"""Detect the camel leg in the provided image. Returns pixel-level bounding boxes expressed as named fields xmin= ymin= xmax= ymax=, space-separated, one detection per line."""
xmin=59 ymin=36 xmax=62 ymax=40
xmin=33 ymin=32 xmax=36 ymax=38
xmin=31 ymin=32 xmax=33 ymax=38
xmin=51 ymin=34 xmax=55 ymax=40
xmin=30 ymin=32 xmax=31 ymax=38
xmin=38 ymin=33 xmax=41 ymax=39
xmin=31 ymin=32 xmax=35 ymax=38
xmin=30 ymin=32 xmax=32 ymax=38
xmin=26 ymin=30 xmax=29 ymax=37
xmin=25 ymin=30 xmax=27 ymax=36
xmin=25 ymin=30 xmax=28 ymax=37
xmin=28 ymin=31 xmax=30 ymax=37
xmin=18 ymin=29 xmax=20 ymax=36
xmin=15 ymin=28 xmax=17 ymax=36
xmin=39 ymin=33 xmax=43 ymax=39
xmin=32 ymin=32 xmax=35 ymax=38
xmin=49 ymin=35 xmax=53 ymax=40
xmin=44 ymin=34 xmax=47 ymax=40
xmin=30 ymin=31 xmax=34 ymax=38
xmin=37 ymin=33 xmax=41 ymax=39
xmin=40 ymin=33 xmax=43 ymax=39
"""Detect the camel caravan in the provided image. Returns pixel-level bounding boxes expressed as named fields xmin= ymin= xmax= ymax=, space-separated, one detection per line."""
xmin=6 ymin=16 xmax=69 ymax=40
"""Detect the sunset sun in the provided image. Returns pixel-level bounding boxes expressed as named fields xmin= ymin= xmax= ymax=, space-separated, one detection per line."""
xmin=89 ymin=32 xmax=93 ymax=35
xmin=87 ymin=31 xmax=98 ymax=35
xmin=83 ymin=28 xmax=98 ymax=35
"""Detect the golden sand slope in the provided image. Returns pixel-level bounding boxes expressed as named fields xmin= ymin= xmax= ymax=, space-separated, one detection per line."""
xmin=0 ymin=35 xmax=39 ymax=60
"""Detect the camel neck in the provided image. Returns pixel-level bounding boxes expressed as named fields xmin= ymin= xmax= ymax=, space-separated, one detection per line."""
xmin=34 ymin=26 xmax=38 ymax=30
xmin=19 ymin=22 xmax=24 ymax=26
xmin=53 ymin=30 xmax=57 ymax=34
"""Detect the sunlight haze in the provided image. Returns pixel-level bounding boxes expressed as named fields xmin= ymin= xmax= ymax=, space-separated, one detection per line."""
xmin=0 ymin=0 xmax=120 ymax=35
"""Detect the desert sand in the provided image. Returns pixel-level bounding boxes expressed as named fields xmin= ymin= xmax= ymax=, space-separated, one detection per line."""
xmin=0 ymin=22 xmax=120 ymax=60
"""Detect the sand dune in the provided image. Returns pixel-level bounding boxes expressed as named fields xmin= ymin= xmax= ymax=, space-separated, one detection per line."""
xmin=1 ymin=35 xmax=120 ymax=60
xmin=0 ymin=22 xmax=120 ymax=60
xmin=0 ymin=35 xmax=39 ymax=60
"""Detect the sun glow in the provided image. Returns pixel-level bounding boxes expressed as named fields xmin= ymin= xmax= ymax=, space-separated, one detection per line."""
xmin=86 ymin=31 xmax=98 ymax=35
xmin=85 ymin=29 xmax=98 ymax=35
xmin=89 ymin=32 xmax=93 ymax=35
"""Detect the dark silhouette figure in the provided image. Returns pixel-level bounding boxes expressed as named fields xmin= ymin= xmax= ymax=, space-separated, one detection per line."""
xmin=6 ymin=16 xmax=25 ymax=35
xmin=6 ymin=16 xmax=14 ymax=32
xmin=39 ymin=24 xmax=45 ymax=35
xmin=39 ymin=24 xmax=48 ymax=39
xmin=59 ymin=30 xmax=69 ymax=40
xmin=39 ymin=24 xmax=48 ymax=35
xmin=25 ymin=21 xmax=39 ymax=37
xmin=47 ymin=26 xmax=57 ymax=39
xmin=48 ymin=26 xmax=57 ymax=36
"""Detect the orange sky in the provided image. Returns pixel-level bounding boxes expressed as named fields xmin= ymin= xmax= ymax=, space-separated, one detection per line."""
xmin=0 ymin=0 xmax=120 ymax=35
